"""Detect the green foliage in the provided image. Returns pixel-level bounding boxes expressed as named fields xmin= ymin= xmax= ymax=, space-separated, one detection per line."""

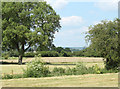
xmin=39 ymin=51 xmax=59 ymax=57
xmin=75 ymin=62 xmax=88 ymax=75
xmin=60 ymin=50 xmax=69 ymax=57
xmin=65 ymin=67 xmax=74 ymax=75
xmin=24 ymin=52 xmax=37 ymax=57
xmin=73 ymin=47 xmax=102 ymax=57
xmin=9 ymin=50 xmax=19 ymax=57
xmin=23 ymin=56 xmax=50 ymax=77
xmin=64 ymin=48 xmax=71 ymax=52
xmin=3 ymin=74 xmax=13 ymax=79
xmin=53 ymin=47 xmax=64 ymax=53
xmin=86 ymin=19 xmax=120 ymax=69
xmin=24 ymin=51 xmax=72 ymax=57
xmin=52 ymin=67 xmax=65 ymax=76
xmin=2 ymin=52 xmax=10 ymax=59
xmin=2 ymin=74 xmax=23 ymax=79
xmin=2 ymin=2 xmax=61 ymax=64
xmin=52 ymin=47 xmax=71 ymax=53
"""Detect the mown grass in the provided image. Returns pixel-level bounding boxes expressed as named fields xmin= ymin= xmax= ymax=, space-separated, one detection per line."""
xmin=1 ymin=57 xmax=118 ymax=87
xmin=1 ymin=57 xmax=104 ymax=63
xmin=1 ymin=62 xmax=104 ymax=75
xmin=2 ymin=73 xmax=118 ymax=87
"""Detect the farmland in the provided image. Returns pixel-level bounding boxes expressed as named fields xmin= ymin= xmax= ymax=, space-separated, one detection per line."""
xmin=1 ymin=57 xmax=118 ymax=87
xmin=2 ymin=73 xmax=118 ymax=87
xmin=1 ymin=57 xmax=104 ymax=74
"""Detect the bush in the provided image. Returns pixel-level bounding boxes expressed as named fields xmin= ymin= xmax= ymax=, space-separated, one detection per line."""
xmin=3 ymin=74 xmax=13 ymax=79
xmin=74 ymin=62 xmax=88 ymax=75
xmin=2 ymin=74 xmax=23 ymax=79
xmin=100 ymin=68 xmax=118 ymax=74
xmin=87 ymin=64 xmax=101 ymax=74
xmin=73 ymin=51 xmax=84 ymax=57
xmin=52 ymin=67 xmax=65 ymax=76
xmin=2 ymin=52 xmax=10 ymax=59
xmin=24 ymin=52 xmax=37 ymax=57
xmin=65 ymin=67 xmax=73 ymax=75
xmin=9 ymin=51 xmax=19 ymax=57
xmin=39 ymin=51 xmax=59 ymax=57
xmin=23 ymin=55 xmax=50 ymax=77
xmin=60 ymin=50 xmax=72 ymax=57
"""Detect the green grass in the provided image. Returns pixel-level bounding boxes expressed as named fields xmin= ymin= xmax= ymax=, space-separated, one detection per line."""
xmin=2 ymin=73 xmax=118 ymax=87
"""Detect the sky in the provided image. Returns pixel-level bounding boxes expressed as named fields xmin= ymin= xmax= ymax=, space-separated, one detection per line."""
xmin=45 ymin=0 xmax=118 ymax=47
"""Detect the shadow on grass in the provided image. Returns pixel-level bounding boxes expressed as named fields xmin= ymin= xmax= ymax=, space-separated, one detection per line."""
xmin=44 ymin=62 xmax=76 ymax=65
xmin=0 ymin=61 xmax=75 ymax=65
xmin=46 ymin=63 xmax=75 ymax=65
xmin=0 ymin=61 xmax=26 ymax=65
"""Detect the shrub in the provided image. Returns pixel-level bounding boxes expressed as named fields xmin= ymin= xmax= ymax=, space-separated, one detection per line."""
xmin=100 ymin=68 xmax=118 ymax=74
xmin=60 ymin=50 xmax=72 ymax=57
xmin=24 ymin=52 xmax=37 ymax=57
xmin=75 ymin=62 xmax=88 ymax=75
xmin=65 ymin=67 xmax=73 ymax=75
xmin=73 ymin=51 xmax=84 ymax=57
xmin=23 ymin=55 xmax=50 ymax=77
xmin=92 ymin=64 xmax=101 ymax=74
xmin=52 ymin=67 xmax=65 ymax=76
xmin=2 ymin=74 xmax=23 ymax=79
xmin=3 ymin=74 xmax=13 ymax=79
xmin=87 ymin=64 xmax=101 ymax=74
xmin=9 ymin=51 xmax=19 ymax=57
xmin=2 ymin=52 xmax=10 ymax=59
xmin=39 ymin=51 xmax=59 ymax=57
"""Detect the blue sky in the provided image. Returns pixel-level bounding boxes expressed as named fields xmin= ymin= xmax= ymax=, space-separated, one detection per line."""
xmin=46 ymin=0 xmax=118 ymax=47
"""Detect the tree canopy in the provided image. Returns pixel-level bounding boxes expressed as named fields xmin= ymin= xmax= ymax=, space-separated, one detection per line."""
xmin=86 ymin=19 xmax=120 ymax=69
xmin=2 ymin=2 xmax=61 ymax=64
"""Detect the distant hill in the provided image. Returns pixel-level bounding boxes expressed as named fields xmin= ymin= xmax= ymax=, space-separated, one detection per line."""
xmin=63 ymin=47 xmax=86 ymax=52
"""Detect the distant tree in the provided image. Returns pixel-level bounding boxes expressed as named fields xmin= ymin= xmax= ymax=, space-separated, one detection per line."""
xmin=2 ymin=2 xmax=61 ymax=64
xmin=54 ymin=47 xmax=64 ymax=53
xmin=60 ymin=50 xmax=68 ymax=57
xmin=86 ymin=19 xmax=120 ymax=69
xmin=64 ymin=48 xmax=71 ymax=52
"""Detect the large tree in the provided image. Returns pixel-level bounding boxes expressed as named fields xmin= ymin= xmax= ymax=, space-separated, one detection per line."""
xmin=2 ymin=2 xmax=61 ymax=64
xmin=86 ymin=19 xmax=120 ymax=69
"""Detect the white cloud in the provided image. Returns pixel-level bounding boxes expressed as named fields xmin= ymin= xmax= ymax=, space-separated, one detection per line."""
xmin=53 ymin=26 xmax=88 ymax=47
xmin=94 ymin=0 xmax=118 ymax=11
xmin=80 ymin=26 xmax=89 ymax=32
xmin=54 ymin=26 xmax=88 ymax=37
xmin=60 ymin=16 xmax=84 ymax=26
xmin=45 ymin=0 xmax=68 ymax=10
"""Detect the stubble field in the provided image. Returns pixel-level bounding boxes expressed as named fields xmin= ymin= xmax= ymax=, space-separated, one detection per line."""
xmin=0 ymin=57 xmax=118 ymax=87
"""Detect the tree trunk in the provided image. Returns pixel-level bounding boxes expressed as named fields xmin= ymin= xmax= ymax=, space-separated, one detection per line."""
xmin=18 ymin=55 xmax=23 ymax=65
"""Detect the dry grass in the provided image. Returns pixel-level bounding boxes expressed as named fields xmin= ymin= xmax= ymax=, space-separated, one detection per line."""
xmin=1 ymin=57 xmax=117 ymax=87
xmin=1 ymin=57 xmax=104 ymax=75
xmin=1 ymin=57 xmax=104 ymax=63
xmin=2 ymin=73 xmax=118 ymax=87
xmin=1 ymin=62 xmax=104 ymax=75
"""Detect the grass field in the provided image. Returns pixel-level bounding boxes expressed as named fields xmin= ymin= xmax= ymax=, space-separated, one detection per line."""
xmin=1 ymin=57 xmax=118 ymax=87
xmin=2 ymin=73 xmax=118 ymax=87
xmin=1 ymin=62 xmax=104 ymax=75
xmin=1 ymin=57 xmax=104 ymax=75
xmin=1 ymin=57 xmax=104 ymax=63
